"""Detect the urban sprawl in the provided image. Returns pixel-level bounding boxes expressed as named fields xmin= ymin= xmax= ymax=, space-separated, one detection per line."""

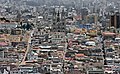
xmin=0 ymin=0 xmax=120 ymax=74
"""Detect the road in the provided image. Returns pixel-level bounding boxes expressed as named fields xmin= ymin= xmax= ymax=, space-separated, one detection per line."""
xmin=19 ymin=30 xmax=34 ymax=65
xmin=63 ymin=36 xmax=68 ymax=73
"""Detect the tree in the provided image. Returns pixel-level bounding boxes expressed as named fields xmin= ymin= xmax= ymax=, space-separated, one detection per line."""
xmin=21 ymin=23 xmax=33 ymax=30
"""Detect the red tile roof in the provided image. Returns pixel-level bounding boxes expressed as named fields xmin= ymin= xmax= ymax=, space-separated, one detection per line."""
xmin=75 ymin=54 xmax=86 ymax=57
xmin=102 ymin=32 xmax=116 ymax=36
xmin=0 ymin=42 xmax=8 ymax=46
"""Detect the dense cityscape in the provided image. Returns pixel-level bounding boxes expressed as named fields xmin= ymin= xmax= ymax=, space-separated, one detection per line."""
xmin=0 ymin=0 xmax=120 ymax=74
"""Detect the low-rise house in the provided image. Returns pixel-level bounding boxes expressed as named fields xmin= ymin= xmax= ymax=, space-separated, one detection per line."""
xmin=75 ymin=54 xmax=87 ymax=60
xmin=0 ymin=22 xmax=18 ymax=29
xmin=86 ymin=67 xmax=104 ymax=74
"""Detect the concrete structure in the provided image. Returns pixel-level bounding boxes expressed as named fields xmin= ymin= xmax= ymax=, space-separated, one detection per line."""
xmin=52 ymin=7 xmax=66 ymax=33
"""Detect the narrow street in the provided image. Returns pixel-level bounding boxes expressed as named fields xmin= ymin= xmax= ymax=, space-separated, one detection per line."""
xmin=20 ymin=30 xmax=34 ymax=65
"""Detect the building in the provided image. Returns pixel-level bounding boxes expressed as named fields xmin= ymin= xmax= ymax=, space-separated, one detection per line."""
xmin=86 ymin=67 xmax=104 ymax=74
xmin=50 ymin=32 xmax=66 ymax=44
xmin=51 ymin=7 xmax=66 ymax=33
xmin=110 ymin=12 xmax=120 ymax=29
xmin=81 ymin=7 xmax=89 ymax=24
xmin=0 ymin=22 xmax=18 ymax=29
xmin=51 ymin=7 xmax=66 ymax=44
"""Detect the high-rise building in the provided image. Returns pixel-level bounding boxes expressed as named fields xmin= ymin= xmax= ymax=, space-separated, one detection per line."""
xmin=81 ymin=7 xmax=89 ymax=24
xmin=110 ymin=12 xmax=120 ymax=29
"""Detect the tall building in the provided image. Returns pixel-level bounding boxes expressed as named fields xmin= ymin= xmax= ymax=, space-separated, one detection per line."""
xmin=110 ymin=12 xmax=120 ymax=29
xmin=51 ymin=7 xmax=66 ymax=44
xmin=52 ymin=7 xmax=66 ymax=32
xmin=81 ymin=7 xmax=89 ymax=24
